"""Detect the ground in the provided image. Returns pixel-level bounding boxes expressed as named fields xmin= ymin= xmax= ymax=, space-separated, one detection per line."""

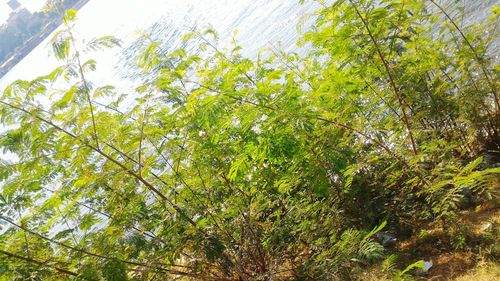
xmin=361 ymin=202 xmax=499 ymax=280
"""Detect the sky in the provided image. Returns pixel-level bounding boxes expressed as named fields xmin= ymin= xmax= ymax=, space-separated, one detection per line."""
xmin=0 ymin=0 xmax=47 ymax=24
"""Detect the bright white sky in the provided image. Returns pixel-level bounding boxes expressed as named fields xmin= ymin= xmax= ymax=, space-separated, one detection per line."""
xmin=0 ymin=0 xmax=47 ymax=24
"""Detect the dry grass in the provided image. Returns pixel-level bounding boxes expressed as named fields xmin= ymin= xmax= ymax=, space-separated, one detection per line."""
xmin=453 ymin=262 xmax=500 ymax=281
xmin=354 ymin=262 xmax=499 ymax=281
xmin=426 ymin=252 xmax=475 ymax=280
xmin=361 ymin=203 xmax=499 ymax=281
xmin=354 ymin=268 xmax=391 ymax=281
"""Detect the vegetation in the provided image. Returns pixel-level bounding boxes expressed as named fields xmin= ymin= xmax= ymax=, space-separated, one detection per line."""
xmin=454 ymin=261 xmax=500 ymax=281
xmin=0 ymin=0 xmax=498 ymax=280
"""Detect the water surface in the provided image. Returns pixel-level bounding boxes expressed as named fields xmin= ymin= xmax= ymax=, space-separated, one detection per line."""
xmin=0 ymin=0 xmax=323 ymax=90
xmin=0 ymin=0 xmax=497 ymax=90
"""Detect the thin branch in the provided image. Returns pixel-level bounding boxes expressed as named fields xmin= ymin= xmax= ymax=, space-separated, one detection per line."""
xmin=0 ymin=100 xmax=197 ymax=229
xmin=138 ymin=102 xmax=150 ymax=175
xmin=67 ymin=27 xmax=101 ymax=149
xmin=194 ymin=82 xmax=430 ymax=186
xmin=103 ymin=138 xmax=239 ymax=245
xmin=0 ymin=216 xmax=191 ymax=275
xmin=349 ymin=0 xmax=418 ymax=155
xmin=0 ymin=249 xmax=78 ymax=277
xmin=430 ymin=0 xmax=498 ymax=111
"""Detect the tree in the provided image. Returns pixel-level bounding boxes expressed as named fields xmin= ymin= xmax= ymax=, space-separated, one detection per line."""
xmin=0 ymin=1 xmax=498 ymax=280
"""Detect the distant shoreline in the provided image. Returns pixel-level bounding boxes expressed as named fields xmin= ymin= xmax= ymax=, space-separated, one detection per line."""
xmin=0 ymin=0 xmax=91 ymax=79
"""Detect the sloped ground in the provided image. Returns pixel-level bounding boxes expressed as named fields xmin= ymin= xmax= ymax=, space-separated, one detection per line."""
xmin=400 ymin=204 xmax=499 ymax=280
xmin=454 ymin=261 xmax=500 ymax=281
xmin=357 ymin=201 xmax=499 ymax=280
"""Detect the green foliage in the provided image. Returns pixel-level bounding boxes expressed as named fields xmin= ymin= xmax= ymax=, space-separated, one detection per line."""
xmin=395 ymin=260 xmax=425 ymax=280
xmin=102 ymin=259 xmax=128 ymax=281
xmin=0 ymin=1 xmax=499 ymax=280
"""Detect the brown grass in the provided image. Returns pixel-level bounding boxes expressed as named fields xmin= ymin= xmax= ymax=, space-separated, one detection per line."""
xmin=384 ymin=203 xmax=499 ymax=281
xmin=427 ymin=252 xmax=475 ymax=280
xmin=453 ymin=261 xmax=500 ymax=281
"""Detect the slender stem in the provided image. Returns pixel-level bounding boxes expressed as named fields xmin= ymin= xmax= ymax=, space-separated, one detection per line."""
xmin=0 ymin=100 xmax=196 ymax=228
xmin=0 ymin=249 xmax=78 ymax=277
xmin=68 ymin=27 xmax=101 ymax=149
xmin=429 ymin=0 xmax=499 ymax=111
xmin=0 ymin=216 xmax=190 ymax=275
xmin=138 ymin=102 xmax=150 ymax=175
xmin=349 ymin=0 xmax=418 ymax=155
xmin=196 ymin=82 xmax=430 ymax=186
xmin=45 ymin=185 xmax=159 ymax=240
xmin=105 ymin=137 xmax=239 ymax=245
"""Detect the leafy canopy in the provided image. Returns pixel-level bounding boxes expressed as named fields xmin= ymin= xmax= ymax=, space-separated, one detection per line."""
xmin=0 ymin=1 xmax=498 ymax=280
